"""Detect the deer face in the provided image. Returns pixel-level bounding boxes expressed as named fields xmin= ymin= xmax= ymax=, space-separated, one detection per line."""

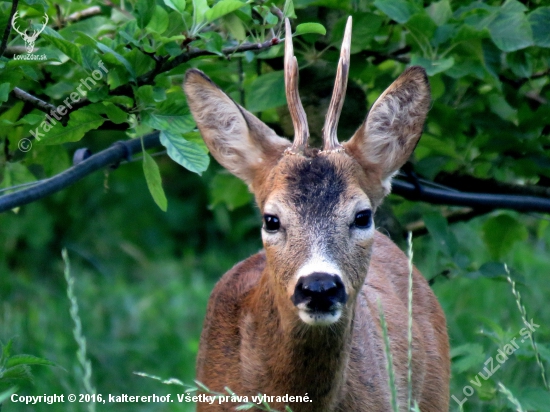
xmin=184 ymin=17 xmax=430 ymax=327
xmin=257 ymin=153 xmax=375 ymax=325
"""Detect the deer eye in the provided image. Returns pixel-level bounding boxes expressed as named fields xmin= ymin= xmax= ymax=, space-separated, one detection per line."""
xmin=263 ymin=215 xmax=280 ymax=232
xmin=354 ymin=210 xmax=372 ymax=229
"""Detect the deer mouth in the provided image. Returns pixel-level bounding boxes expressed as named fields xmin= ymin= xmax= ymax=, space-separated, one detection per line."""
xmin=297 ymin=307 xmax=343 ymax=326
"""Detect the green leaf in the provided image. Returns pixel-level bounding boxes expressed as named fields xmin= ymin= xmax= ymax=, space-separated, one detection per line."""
xmin=482 ymin=214 xmax=528 ymax=259
xmin=488 ymin=0 xmax=533 ymax=52
xmin=529 ymin=7 xmax=550 ymax=48
xmin=374 ymin=0 xmax=419 ymax=24
xmin=451 ymin=343 xmax=486 ymax=374
xmin=0 ymin=83 xmax=10 ymax=103
xmin=210 ymin=172 xmax=252 ymax=211
xmin=6 ymin=355 xmax=56 ymax=368
xmin=141 ymin=102 xmax=195 ymax=134
xmin=427 ymin=0 xmax=452 ymax=26
xmin=331 ymin=13 xmax=383 ymax=53
xmin=506 ymin=51 xmax=532 ymax=78
xmin=205 ymin=0 xmax=245 ymax=23
xmin=0 ymin=162 xmax=35 ymax=194
xmin=193 ymin=0 xmax=210 ymax=27
xmin=136 ymin=0 xmax=156 ymax=28
xmin=245 ymin=71 xmax=286 ymax=112
xmin=142 ymin=142 xmax=168 ymax=212
xmin=1 ymin=365 xmax=32 ymax=382
xmin=283 ymin=0 xmax=296 ymax=19
xmin=101 ymin=102 xmax=128 ymax=124
xmin=41 ymin=29 xmax=83 ymax=66
xmin=294 ymin=23 xmax=326 ymax=36
xmin=225 ymin=13 xmax=246 ymax=41
xmin=0 ymin=388 xmax=17 ymax=404
xmin=488 ymin=93 xmax=517 ymax=123
xmin=146 ymin=5 xmax=169 ymax=34
xmin=164 ymin=0 xmax=186 ymax=14
xmin=159 ymin=131 xmax=209 ymax=175
xmin=199 ymin=31 xmax=224 ymax=55
xmin=38 ymin=109 xmax=105 ymax=145
xmin=410 ymin=56 xmax=454 ymax=76
xmin=78 ymin=33 xmax=136 ymax=81
xmin=423 ymin=211 xmax=458 ymax=257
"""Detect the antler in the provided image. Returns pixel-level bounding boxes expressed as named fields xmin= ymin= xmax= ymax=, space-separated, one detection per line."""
xmin=31 ymin=14 xmax=49 ymax=40
xmin=322 ymin=16 xmax=352 ymax=153
xmin=284 ymin=18 xmax=309 ymax=155
xmin=11 ymin=11 xmax=27 ymax=38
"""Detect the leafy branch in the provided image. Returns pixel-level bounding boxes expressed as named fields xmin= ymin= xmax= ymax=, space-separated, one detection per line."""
xmin=10 ymin=38 xmax=280 ymax=117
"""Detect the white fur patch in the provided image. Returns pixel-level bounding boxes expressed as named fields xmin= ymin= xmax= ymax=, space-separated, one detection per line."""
xmin=298 ymin=307 xmax=342 ymax=326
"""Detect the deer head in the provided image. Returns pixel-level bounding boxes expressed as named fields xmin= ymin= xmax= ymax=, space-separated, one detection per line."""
xmin=12 ymin=11 xmax=49 ymax=54
xmin=183 ymin=17 xmax=430 ymax=327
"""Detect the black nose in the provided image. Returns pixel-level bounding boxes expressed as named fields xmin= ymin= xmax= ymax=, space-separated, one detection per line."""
xmin=291 ymin=272 xmax=348 ymax=312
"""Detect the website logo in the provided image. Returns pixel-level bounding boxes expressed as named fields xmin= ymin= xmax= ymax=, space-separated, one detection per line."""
xmin=11 ymin=11 xmax=49 ymax=54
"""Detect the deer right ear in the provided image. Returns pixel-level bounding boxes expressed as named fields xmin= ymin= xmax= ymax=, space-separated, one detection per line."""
xmin=344 ymin=66 xmax=430 ymax=202
xmin=183 ymin=69 xmax=291 ymax=187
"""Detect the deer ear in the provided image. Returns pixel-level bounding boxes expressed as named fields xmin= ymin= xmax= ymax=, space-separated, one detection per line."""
xmin=344 ymin=66 xmax=430 ymax=197
xmin=183 ymin=69 xmax=290 ymax=187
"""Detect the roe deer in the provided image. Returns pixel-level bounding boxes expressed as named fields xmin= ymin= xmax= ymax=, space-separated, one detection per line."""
xmin=184 ymin=17 xmax=450 ymax=412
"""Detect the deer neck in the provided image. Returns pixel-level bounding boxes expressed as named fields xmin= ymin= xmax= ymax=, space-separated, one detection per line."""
xmin=244 ymin=268 xmax=355 ymax=408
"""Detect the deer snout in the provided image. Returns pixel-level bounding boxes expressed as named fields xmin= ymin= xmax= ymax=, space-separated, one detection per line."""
xmin=292 ymin=273 xmax=348 ymax=314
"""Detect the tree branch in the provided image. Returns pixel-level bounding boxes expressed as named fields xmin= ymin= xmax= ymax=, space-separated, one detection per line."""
xmin=12 ymin=87 xmax=57 ymax=114
xmin=69 ymin=37 xmax=281 ymax=112
xmin=391 ymin=179 xmax=550 ymax=213
xmin=2 ymin=133 xmax=550 ymax=214
xmin=0 ymin=133 xmax=160 ymax=213
xmin=0 ymin=0 xmax=18 ymax=57
xmin=435 ymin=171 xmax=550 ymax=199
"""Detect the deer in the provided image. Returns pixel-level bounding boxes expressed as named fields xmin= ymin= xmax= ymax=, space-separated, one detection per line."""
xmin=183 ymin=17 xmax=450 ymax=412
xmin=11 ymin=11 xmax=49 ymax=54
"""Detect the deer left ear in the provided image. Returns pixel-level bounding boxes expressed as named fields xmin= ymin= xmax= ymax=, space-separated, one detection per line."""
xmin=344 ymin=66 xmax=430 ymax=197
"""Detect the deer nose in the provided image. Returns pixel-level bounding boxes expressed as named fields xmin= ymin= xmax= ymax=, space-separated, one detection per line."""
xmin=291 ymin=272 xmax=348 ymax=312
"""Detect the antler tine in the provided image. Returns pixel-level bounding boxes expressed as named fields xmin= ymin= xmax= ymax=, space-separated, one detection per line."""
xmin=322 ymin=16 xmax=352 ymax=152
xmin=35 ymin=13 xmax=49 ymax=37
xmin=284 ymin=18 xmax=309 ymax=154
xmin=11 ymin=11 xmax=25 ymax=36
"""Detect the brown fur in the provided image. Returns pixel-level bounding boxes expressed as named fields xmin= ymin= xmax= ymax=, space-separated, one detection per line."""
xmin=184 ymin=65 xmax=450 ymax=412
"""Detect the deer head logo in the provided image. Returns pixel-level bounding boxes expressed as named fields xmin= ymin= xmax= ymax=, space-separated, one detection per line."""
xmin=11 ymin=11 xmax=49 ymax=54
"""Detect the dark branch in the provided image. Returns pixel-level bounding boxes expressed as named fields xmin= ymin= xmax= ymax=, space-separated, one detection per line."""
xmin=13 ymin=87 xmax=57 ymax=113
xmin=435 ymin=171 xmax=550 ymax=199
xmin=0 ymin=0 xmax=19 ymax=57
xmin=391 ymin=179 xmax=550 ymax=214
xmin=2 ymin=133 xmax=550 ymax=214
xmin=0 ymin=133 xmax=160 ymax=213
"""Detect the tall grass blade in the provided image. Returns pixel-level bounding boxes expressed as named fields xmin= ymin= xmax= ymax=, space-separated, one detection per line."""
xmin=62 ymin=249 xmax=96 ymax=412
xmin=378 ymin=300 xmax=399 ymax=412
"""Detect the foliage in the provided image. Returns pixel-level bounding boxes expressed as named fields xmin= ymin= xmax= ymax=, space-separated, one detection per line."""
xmin=0 ymin=0 xmax=549 ymax=411
xmin=0 ymin=338 xmax=56 ymax=407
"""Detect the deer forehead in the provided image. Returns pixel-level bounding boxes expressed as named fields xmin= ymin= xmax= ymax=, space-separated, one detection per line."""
xmin=260 ymin=153 xmax=372 ymax=222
